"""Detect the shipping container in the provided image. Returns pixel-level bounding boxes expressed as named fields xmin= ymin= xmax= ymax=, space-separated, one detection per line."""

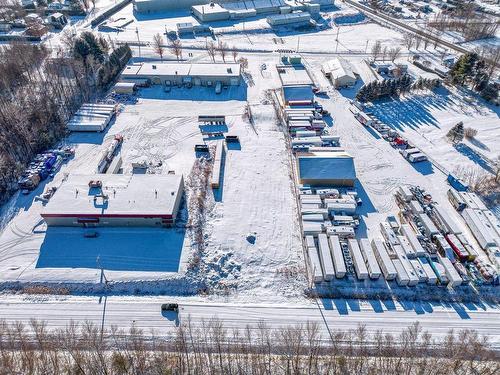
xmin=302 ymin=214 xmax=325 ymax=222
xmin=328 ymin=235 xmax=347 ymax=278
xmin=303 ymin=221 xmax=324 ymax=236
xmin=434 ymin=234 xmax=457 ymax=263
xmin=316 ymin=188 xmax=340 ymax=198
xmin=409 ymin=259 xmax=428 ymax=283
xmin=438 ymin=255 xmax=462 ymax=287
xmin=305 ymin=236 xmax=323 ymax=283
xmin=397 ymin=185 xmax=414 ymax=202
xmin=392 ymin=259 xmax=409 ymax=286
xmin=432 ymin=206 xmax=463 ymax=235
xmin=459 ymin=192 xmax=488 ymax=211
xmin=418 ymin=213 xmax=439 ymax=238
xmin=326 ymin=226 xmax=355 ymax=239
xmin=332 ymin=215 xmax=358 ymax=227
xmin=326 ymin=202 xmax=357 ymax=215
xmin=300 ymin=195 xmax=322 ymax=205
xmin=348 ymin=239 xmax=369 ymax=280
xmin=409 ymin=200 xmax=424 ymax=214
xmin=295 ymin=130 xmax=317 ymax=138
xmin=418 ymin=257 xmax=438 ymax=285
xmin=429 ymin=258 xmax=449 ymax=285
xmin=408 ymin=153 xmax=428 ymax=163
xmin=394 ymin=245 xmax=419 ymax=286
xmin=447 ymin=188 xmax=467 ymax=211
xmin=318 ymin=234 xmax=335 ymax=281
xmin=359 ymin=239 xmax=381 ymax=279
xmin=483 ymin=210 xmax=500 ymax=239
xmin=445 ymin=233 xmax=469 ymax=262
xmin=301 ymin=208 xmax=329 ymax=219
xmin=397 ymin=235 xmax=417 ymax=259
xmin=305 ymin=235 xmax=316 ymax=249
xmin=301 ymin=203 xmax=321 ymax=209
xmin=400 ymin=224 xmax=426 ymax=256
xmin=461 ymin=208 xmax=497 ymax=250
xmin=380 ymin=222 xmax=399 ymax=247
xmin=371 ymin=239 xmax=397 ymax=280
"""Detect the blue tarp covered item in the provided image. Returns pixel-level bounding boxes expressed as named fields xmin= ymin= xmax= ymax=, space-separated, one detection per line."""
xmin=298 ymin=153 xmax=356 ymax=186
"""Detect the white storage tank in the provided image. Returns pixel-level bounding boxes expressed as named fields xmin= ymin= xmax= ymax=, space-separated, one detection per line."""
xmin=348 ymin=239 xmax=369 ymax=280
xmin=359 ymin=238 xmax=381 ymax=279
xmin=371 ymin=239 xmax=397 ymax=280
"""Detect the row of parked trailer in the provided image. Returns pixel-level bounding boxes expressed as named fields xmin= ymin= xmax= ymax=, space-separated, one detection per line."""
xmin=282 ymin=103 xmax=329 ymax=138
xmin=447 ymin=188 xmax=500 ymax=273
xmin=396 ymin=185 xmax=499 ymax=285
xmin=350 ymin=102 xmax=428 ymax=163
xmin=67 ymin=103 xmax=117 ymax=132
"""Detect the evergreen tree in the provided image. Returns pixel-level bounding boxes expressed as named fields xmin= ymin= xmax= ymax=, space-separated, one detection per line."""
xmin=480 ymin=84 xmax=498 ymax=102
xmin=447 ymin=121 xmax=464 ymax=144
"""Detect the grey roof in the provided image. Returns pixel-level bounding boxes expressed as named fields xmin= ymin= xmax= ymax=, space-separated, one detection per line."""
xmin=298 ymin=152 xmax=356 ymax=181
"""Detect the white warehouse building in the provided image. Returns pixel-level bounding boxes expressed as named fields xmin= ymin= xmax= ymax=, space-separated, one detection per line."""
xmin=121 ymin=62 xmax=241 ymax=87
xmin=41 ymin=174 xmax=184 ymax=227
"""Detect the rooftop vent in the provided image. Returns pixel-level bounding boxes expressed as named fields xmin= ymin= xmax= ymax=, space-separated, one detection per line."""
xmin=152 ymin=65 xmax=157 ymax=69
xmin=227 ymin=68 xmax=232 ymax=74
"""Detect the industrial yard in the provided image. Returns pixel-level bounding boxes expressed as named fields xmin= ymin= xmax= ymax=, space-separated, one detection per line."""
xmin=0 ymin=0 xmax=499 ymax=355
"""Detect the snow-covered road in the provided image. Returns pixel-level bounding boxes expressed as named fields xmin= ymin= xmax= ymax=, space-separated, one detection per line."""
xmin=1 ymin=296 xmax=499 ymax=347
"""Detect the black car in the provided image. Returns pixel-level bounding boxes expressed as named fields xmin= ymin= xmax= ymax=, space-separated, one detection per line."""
xmin=161 ymin=303 xmax=179 ymax=313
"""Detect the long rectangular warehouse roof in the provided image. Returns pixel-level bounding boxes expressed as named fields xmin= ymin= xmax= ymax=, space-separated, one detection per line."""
xmin=42 ymin=174 xmax=184 ymax=218
xmin=122 ymin=62 xmax=241 ymax=79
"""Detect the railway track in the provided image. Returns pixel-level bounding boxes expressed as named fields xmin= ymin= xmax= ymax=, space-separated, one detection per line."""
xmin=344 ymin=0 xmax=499 ymax=68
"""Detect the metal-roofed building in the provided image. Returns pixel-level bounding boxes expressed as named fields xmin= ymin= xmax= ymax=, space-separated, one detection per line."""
xmin=321 ymin=58 xmax=358 ymax=88
xmin=41 ymin=174 xmax=184 ymax=227
xmin=297 ymin=151 xmax=356 ymax=186
xmin=121 ymin=62 xmax=241 ymax=87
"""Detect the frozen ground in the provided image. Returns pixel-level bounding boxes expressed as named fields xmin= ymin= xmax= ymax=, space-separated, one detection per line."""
xmin=0 ymin=2 xmax=499 ymax=312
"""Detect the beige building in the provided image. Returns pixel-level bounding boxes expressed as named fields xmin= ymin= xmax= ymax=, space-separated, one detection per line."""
xmin=42 ymin=174 xmax=184 ymax=227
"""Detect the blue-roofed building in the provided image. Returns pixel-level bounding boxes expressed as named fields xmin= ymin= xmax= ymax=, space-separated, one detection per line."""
xmin=297 ymin=151 xmax=356 ymax=187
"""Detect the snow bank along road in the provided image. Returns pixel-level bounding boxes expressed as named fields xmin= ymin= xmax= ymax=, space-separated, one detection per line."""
xmin=1 ymin=297 xmax=499 ymax=348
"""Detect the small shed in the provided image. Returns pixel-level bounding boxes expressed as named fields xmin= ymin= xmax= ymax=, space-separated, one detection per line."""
xmin=114 ymin=81 xmax=136 ymax=94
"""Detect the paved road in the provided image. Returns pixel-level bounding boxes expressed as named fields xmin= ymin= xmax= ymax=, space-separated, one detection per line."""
xmin=1 ymin=296 xmax=499 ymax=347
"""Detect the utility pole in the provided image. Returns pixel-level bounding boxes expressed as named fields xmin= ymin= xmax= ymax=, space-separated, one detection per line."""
xmin=296 ymin=36 xmax=300 ymax=53
xmin=335 ymin=26 xmax=340 ymax=53
xmin=365 ymin=40 xmax=369 ymax=53
xmin=135 ymin=27 xmax=141 ymax=57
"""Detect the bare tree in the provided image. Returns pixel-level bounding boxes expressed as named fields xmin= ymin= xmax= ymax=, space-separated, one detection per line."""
xmin=169 ymin=39 xmax=183 ymax=61
xmin=238 ymin=57 xmax=248 ymax=72
xmin=482 ymin=46 xmax=500 ymax=79
xmin=152 ymin=33 xmax=165 ymax=60
xmin=388 ymin=46 xmax=402 ymax=62
xmin=402 ymin=33 xmax=414 ymax=50
xmin=206 ymin=40 xmax=216 ymax=62
xmin=382 ymin=46 xmax=388 ymax=62
xmin=217 ymin=39 xmax=228 ymax=62
xmin=371 ymin=40 xmax=382 ymax=62
xmin=60 ymin=28 xmax=77 ymax=52
xmin=231 ymin=46 xmax=238 ymax=62
xmin=414 ymin=34 xmax=422 ymax=50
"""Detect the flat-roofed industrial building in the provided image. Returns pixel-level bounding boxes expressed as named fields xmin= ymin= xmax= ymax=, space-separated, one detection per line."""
xmin=41 ymin=174 xmax=184 ymax=227
xmin=296 ymin=151 xmax=356 ymax=187
xmin=121 ymin=62 xmax=241 ymax=87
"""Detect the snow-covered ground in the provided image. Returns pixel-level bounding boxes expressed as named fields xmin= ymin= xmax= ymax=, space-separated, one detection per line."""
xmin=0 ymin=2 xmax=498 ymax=312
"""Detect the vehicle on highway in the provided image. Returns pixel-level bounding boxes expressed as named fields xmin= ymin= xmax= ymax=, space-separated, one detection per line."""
xmin=161 ymin=303 xmax=179 ymax=312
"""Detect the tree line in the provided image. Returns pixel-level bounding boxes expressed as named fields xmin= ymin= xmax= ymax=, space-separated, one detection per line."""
xmin=0 ymin=33 xmax=131 ymax=203
xmin=449 ymin=52 xmax=498 ymax=103
xmin=0 ymin=318 xmax=498 ymax=374
xmin=356 ymin=75 xmax=440 ymax=102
